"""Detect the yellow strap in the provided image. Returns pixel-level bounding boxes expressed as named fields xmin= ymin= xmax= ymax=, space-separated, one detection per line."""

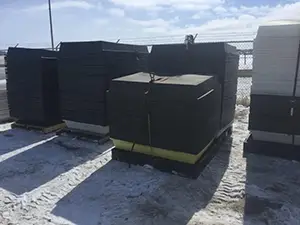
xmin=112 ymin=138 xmax=214 ymax=164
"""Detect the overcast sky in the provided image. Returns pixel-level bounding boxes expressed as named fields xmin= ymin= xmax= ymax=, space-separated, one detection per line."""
xmin=0 ymin=0 xmax=299 ymax=48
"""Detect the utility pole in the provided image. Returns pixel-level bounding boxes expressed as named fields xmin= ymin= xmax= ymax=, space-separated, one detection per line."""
xmin=48 ymin=0 xmax=55 ymax=50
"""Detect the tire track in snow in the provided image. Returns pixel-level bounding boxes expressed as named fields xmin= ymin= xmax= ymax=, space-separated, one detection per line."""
xmin=210 ymin=118 xmax=248 ymax=206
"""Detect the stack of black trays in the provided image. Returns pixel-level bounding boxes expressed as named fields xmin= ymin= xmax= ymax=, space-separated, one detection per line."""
xmin=149 ymin=42 xmax=239 ymax=130
xmin=58 ymin=41 xmax=149 ymax=127
xmin=249 ymin=95 xmax=296 ymax=134
xmin=109 ymin=72 xmax=222 ymax=177
xmin=6 ymin=47 xmax=60 ymax=126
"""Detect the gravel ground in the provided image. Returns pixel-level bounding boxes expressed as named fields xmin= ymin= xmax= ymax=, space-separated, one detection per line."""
xmin=0 ymin=105 xmax=300 ymax=225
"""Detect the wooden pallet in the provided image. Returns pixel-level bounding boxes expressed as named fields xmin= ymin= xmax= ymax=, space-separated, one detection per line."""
xmin=112 ymin=125 xmax=233 ymax=179
xmin=243 ymin=133 xmax=300 ymax=161
xmin=56 ymin=128 xmax=110 ymax=145
xmin=12 ymin=122 xmax=66 ymax=134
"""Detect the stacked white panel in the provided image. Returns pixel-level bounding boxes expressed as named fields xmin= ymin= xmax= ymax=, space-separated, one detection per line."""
xmin=251 ymin=24 xmax=300 ymax=144
xmin=252 ymin=24 xmax=300 ymax=96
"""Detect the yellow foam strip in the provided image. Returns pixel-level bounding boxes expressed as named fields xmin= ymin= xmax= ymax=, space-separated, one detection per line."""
xmin=112 ymin=138 xmax=215 ymax=164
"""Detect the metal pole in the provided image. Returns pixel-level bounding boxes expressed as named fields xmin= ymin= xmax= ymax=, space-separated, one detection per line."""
xmin=48 ymin=0 xmax=54 ymax=50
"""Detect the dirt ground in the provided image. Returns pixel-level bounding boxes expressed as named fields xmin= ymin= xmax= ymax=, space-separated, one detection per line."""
xmin=0 ymin=105 xmax=300 ymax=225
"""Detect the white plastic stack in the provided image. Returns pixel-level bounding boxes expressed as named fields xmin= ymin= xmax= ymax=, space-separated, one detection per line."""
xmin=250 ymin=23 xmax=300 ymax=144
xmin=252 ymin=24 xmax=300 ymax=96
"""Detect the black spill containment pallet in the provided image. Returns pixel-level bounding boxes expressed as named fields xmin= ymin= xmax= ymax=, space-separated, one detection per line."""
xmin=58 ymin=41 xmax=149 ymax=127
xmin=112 ymin=125 xmax=232 ymax=179
xmin=12 ymin=121 xmax=66 ymax=134
xmin=108 ymin=73 xmax=222 ymax=155
xmin=56 ymin=128 xmax=110 ymax=144
xmin=6 ymin=47 xmax=61 ymax=125
xmin=148 ymin=43 xmax=239 ymax=129
xmin=243 ymin=133 xmax=300 ymax=161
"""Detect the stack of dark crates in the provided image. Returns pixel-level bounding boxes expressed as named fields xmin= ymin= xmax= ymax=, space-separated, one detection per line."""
xmin=6 ymin=47 xmax=61 ymax=126
xmin=111 ymin=42 xmax=239 ymax=178
xmin=58 ymin=41 xmax=149 ymax=128
xmin=149 ymin=43 xmax=239 ymax=130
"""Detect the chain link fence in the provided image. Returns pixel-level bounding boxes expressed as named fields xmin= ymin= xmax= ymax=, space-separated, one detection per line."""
xmin=0 ymin=35 xmax=253 ymax=105
xmin=230 ymin=41 xmax=252 ymax=106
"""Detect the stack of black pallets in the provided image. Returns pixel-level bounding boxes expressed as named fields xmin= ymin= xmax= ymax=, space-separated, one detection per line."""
xmin=6 ymin=47 xmax=61 ymax=126
xmin=58 ymin=41 xmax=149 ymax=128
xmin=109 ymin=72 xmax=222 ymax=178
xmin=249 ymin=95 xmax=296 ymax=134
xmin=149 ymin=42 xmax=239 ymax=130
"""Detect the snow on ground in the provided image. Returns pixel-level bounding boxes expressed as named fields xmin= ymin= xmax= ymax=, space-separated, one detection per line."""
xmin=0 ymin=56 xmax=4 ymax=66
xmin=0 ymin=68 xmax=5 ymax=81
xmin=0 ymin=79 xmax=6 ymax=88
xmin=0 ymin=106 xmax=300 ymax=225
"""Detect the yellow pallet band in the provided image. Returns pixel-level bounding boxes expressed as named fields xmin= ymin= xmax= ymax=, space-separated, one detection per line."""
xmin=112 ymin=138 xmax=215 ymax=164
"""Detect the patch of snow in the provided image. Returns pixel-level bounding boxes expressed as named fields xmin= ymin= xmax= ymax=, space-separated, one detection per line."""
xmin=0 ymin=106 xmax=299 ymax=225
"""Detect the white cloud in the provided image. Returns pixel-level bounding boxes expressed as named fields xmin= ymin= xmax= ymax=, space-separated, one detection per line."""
xmin=109 ymin=0 xmax=224 ymax=11
xmin=96 ymin=2 xmax=104 ymax=10
xmin=143 ymin=27 xmax=169 ymax=33
xmin=213 ymin=6 xmax=227 ymax=14
xmin=124 ymin=1 xmax=300 ymax=42
xmin=239 ymin=5 xmax=273 ymax=17
xmin=125 ymin=2 xmax=300 ymax=41
xmin=197 ymin=15 xmax=257 ymax=32
xmin=212 ymin=3 xmax=300 ymax=20
xmin=95 ymin=19 xmax=109 ymax=25
xmin=108 ymin=8 xmax=125 ymax=17
xmin=128 ymin=18 xmax=170 ymax=27
xmin=263 ymin=2 xmax=300 ymax=23
xmin=192 ymin=11 xmax=213 ymax=19
xmin=173 ymin=3 xmax=213 ymax=11
xmin=128 ymin=17 xmax=179 ymax=27
xmin=191 ymin=2 xmax=300 ymax=33
xmin=127 ymin=17 xmax=180 ymax=35
xmin=24 ymin=0 xmax=94 ymax=12
xmin=1 ymin=1 xmax=300 ymax=48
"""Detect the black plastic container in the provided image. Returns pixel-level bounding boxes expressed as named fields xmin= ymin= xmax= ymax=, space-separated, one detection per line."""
xmin=108 ymin=72 xmax=221 ymax=155
xmin=6 ymin=47 xmax=60 ymax=126
xmin=149 ymin=42 xmax=239 ymax=129
xmin=58 ymin=41 xmax=149 ymax=126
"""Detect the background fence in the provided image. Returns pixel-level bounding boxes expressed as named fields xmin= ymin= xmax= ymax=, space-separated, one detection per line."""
xmin=0 ymin=36 xmax=253 ymax=105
